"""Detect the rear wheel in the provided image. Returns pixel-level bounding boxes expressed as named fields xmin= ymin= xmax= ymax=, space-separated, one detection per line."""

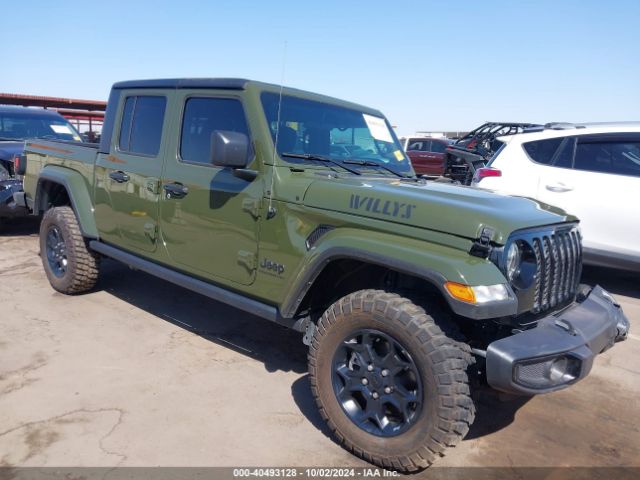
xmin=39 ymin=206 xmax=100 ymax=294
xmin=308 ymin=290 xmax=475 ymax=472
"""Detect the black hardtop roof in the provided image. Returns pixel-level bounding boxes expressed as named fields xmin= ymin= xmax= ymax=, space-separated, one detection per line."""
xmin=110 ymin=78 xmax=384 ymax=116
xmin=112 ymin=78 xmax=250 ymax=90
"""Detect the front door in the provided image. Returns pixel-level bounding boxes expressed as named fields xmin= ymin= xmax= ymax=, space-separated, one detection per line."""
xmin=158 ymin=92 xmax=262 ymax=286
xmin=94 ymin=91 xmax=170 ymax=254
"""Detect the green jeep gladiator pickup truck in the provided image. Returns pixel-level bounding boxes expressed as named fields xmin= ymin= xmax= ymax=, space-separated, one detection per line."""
xmin=21 ymin=78 xmax=629 ymax=471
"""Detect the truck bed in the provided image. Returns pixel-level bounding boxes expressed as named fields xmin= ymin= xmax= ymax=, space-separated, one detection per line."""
xmin=23 ymin=139 xmax=98 ymax=205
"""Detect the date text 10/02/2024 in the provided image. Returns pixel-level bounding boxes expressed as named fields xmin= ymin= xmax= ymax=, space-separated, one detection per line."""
xmin=233 ymin=468 xmax=399 ymax=477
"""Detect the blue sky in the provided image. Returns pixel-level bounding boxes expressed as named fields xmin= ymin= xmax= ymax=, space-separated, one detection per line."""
xmin=3 ymin=0 xmax=639 ymax=135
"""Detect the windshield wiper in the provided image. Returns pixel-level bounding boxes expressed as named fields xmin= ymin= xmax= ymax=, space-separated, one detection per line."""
xmin=280 ymin=152 xmax=361 ymax=175
xmin=0 ymin=137 xmax=22 ymax=141
xmin=343 ymin=159 xmax=412 ymax=178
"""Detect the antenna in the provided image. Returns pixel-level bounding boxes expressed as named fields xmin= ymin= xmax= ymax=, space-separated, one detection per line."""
xmin=267 ymin=41 xmax=287 ymax=220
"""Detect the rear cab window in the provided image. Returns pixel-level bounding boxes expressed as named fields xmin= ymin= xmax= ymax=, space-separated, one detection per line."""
xmin=118 ymin=95 xmax=167 ymax=156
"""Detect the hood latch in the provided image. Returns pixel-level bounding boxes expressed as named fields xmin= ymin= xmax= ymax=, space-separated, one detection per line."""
xmin=470 ymin=226 xmax=495 ymax=258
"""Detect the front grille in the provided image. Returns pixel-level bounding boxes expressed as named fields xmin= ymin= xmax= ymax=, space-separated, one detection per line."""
xmin=530 ymin=228 xmax=582 ymax=314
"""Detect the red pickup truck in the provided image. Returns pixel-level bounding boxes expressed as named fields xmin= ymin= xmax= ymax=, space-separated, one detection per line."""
xmin=402 ymin=136 xmax=452 ymax=175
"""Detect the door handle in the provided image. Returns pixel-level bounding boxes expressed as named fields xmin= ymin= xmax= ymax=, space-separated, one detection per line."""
xmin=545 ymin=182 xmax=573 ymax=193
xmin=109 ymin=171 xmax=130 ymax=183
xmin=163 ymin=182 xmax=189 ymax=199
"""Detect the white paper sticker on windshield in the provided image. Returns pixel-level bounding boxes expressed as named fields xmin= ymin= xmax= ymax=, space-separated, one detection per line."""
xmin=50 ymin=124 xmax=73 ymax=134
xmin=363 ymin=114 xmax=393 ymax=143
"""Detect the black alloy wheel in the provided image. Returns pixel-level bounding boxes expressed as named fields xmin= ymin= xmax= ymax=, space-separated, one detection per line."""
xmin=332 ymin=329 xmax=423 ymax=437
xmin=46 ymin=225 xmax=68 ymax=277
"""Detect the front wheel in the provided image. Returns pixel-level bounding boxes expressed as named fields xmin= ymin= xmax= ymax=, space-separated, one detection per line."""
xmin=308 ymin=290 xmax=475 ymax=472
xmin=39 ymin=206 xmax=100 ymax=294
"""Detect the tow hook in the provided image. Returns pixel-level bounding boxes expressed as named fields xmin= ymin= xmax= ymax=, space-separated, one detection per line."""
xmin=599 ymin=288 xmax=628 ymax=342
xmin=616 ymin=314 xmax=630 ymax=342
xmin=555 ymin=318 xmax=577 ymax=336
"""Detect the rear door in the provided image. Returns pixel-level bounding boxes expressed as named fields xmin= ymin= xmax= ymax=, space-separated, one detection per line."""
xmin=158 ymin=91 xmax=262 ymax=286
xmin=537 ymin=132 xmax=640 ymax=256
xmin=94 ymin=91 xmax=171 ymax=254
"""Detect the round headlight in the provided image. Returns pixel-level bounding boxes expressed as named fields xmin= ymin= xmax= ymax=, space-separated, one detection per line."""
xmin=505 ymin=242 xmax=521 ymax=281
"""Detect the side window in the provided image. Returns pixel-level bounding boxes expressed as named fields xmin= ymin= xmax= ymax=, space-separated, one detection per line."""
xmin=430 ymin=141 xmax=447 ymax=153
xmin=118 ymin=97 xmax=135 ymax=150
xmin=180 ymin=97 xmax=249 ymax=165
xmin=551 ymin=137 xmax=575 ymax=168
xmin=118 ymin=96 xmax=167 ymax=156
xmin=407 ymin=141 xmax=429 ymax=151
xmin=574 ymin=136 xmax=640 ymax=177
xmin=522 ymin=137 xmax=564 ymax=165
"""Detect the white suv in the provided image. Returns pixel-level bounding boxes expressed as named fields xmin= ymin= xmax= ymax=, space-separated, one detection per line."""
xmin=472 ymin=123 xmax=640 ymax=272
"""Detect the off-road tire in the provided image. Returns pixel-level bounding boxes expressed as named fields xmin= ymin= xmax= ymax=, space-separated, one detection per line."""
xmin=39 ymin=206 xmax=100 ymax=294
xmin=308 ymin=290 xmax=475 ymax=472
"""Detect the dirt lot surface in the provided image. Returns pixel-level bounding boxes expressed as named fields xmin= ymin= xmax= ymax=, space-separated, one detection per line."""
xmin=1 ymin=219 xmax=639 ymax=474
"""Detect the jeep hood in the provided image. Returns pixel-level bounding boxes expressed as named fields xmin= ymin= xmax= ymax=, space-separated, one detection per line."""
xmin=302 ymin=177 xmax=575 ymax=244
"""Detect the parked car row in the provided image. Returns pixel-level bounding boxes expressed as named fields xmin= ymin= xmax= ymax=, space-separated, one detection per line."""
xmin=399 ymin=123 xmax=539 ymax=181
xmin=0 ymin=106 xmax=83 ymax=227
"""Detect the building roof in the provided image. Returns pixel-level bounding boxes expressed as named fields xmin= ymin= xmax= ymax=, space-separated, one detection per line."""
xmin=0 ymin=105 xmax=66 ymax=118
xmin=0 ymin=93 xmax=106 ymax=111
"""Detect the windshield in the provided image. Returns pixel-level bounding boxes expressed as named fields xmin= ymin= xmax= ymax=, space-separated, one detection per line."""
xmin=261 ymin=92 xmax=413 ymax=175
xmin=0 ymin=111 xmax=82 ymax=142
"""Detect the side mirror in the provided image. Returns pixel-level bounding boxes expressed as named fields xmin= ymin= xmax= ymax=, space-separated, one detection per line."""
xmin=211 ymin=130 xmax=250 ymax=168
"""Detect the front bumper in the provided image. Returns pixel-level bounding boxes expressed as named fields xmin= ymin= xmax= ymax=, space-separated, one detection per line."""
xmin=486 ymin=285 xmax=630 ymax=395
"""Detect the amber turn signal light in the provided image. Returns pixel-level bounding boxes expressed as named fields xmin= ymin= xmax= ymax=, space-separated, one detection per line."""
xmin=444 ymin=282 xmax=476 ymax=304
